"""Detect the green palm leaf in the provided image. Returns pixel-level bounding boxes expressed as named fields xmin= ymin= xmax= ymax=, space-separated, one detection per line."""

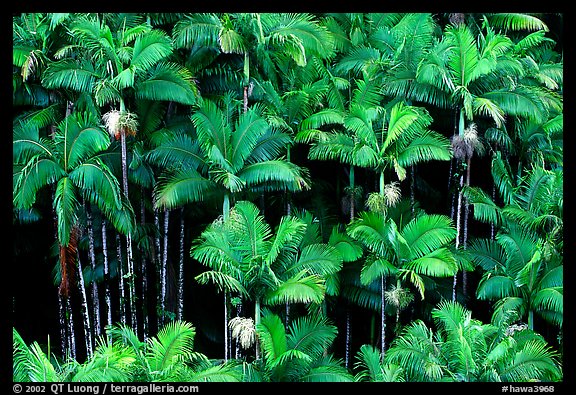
xmin=477 ymin=274 xmax=519 ymax=300
xmin=238 ymin=160 xmax=309 ymax=192
xmin=136 ymin=62 xmax=197 ymax=105
xmin=153 ymin=168 xmax=216 ymax=210
xmin=401 ymin=214 xmax=456 ymax=258
xmin=13 ymin=158 xmax=65 ymax=209
xmin=287 ymin=312 xmax=338 ymax=359
xmin=42 ymin=59 xmax=98 ymax=92
xmin=131 ymin=29 xmax=172 ymax=70
xmin=256 ymin=310 xmax=288 ymax=362
xmin=230 ymin=109 xmax=269 ymax=170
xmin=264 ymin=272 xmax=325 ymax=305
xmin=404 ymin=248 xmax=457 ymax=278
xmin=13 ymin=328 xmax=60 ymax=382
xmin=146 ymin=321 xmax=196 ymax=373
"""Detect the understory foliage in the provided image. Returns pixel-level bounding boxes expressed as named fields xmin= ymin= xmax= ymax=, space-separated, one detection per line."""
xmin=13 ymin=12 xmax=562 ymax=382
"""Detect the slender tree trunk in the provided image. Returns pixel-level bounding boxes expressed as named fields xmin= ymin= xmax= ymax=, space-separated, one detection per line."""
xmin=452 ymin=174 xmax=464 ymax=302
xmin=410 ymin=166 xmax=416 ymax=215
xmin=345 ymin=305 xmax=351 ymax=369
xmin=140 ymin=190 xmax=149 ymax=339
xmin=85 ymin=205 xmax=101 ymax=338
xmin=76 ymin=254 xmax=93 ymax=359
xmin=161 ymin=209 xmax=170 ymax=326
xmin=177 ymin=207 xmax=185 ymax=321
xmin=119 ymin=100 xmax=137 ymax=334
xmin=222 ymin=192 xmax=232 ymax=361
xmin=224 ymin=292 xmax=229 ymax=362
xmin=462 ymin=157 xmax=472 ymax=300
xmin=154 ymin=210 xmax=162 ymax=331
xmin=380 ymin=275 xmax=387 ymax=360
xmin=101 ymin=220 xmax=112 ymax=328
xmin=254 ymin=298 xmax=261 ymax=361
xmin=58 ymin=295 xmax=67 ymax=358
xmin=66 ymin=298 xmax=76 ymax=360
xmin=490 ymin=182 xmax=496 ymax=240
xmin=350 ymin=165 xmax=355 ymax=221
xmin=116 ymin=233 xmax=126 ymax=325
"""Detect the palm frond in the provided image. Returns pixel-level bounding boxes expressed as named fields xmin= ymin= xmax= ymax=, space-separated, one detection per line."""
xmin=403 ymin=248 xmax=457 ymax=278
xmin=13 ymin=328 xmax=60 ymax=382
xmin=486 ymin=13 xmax=549 ymax=32
xmin=328 ymin=227 xmax=363 ymax=262
xmin=230 ymin=109 xmax=269 ymax=170
xmin=42 ymin=59 xmax=98 ymax=92
xmin=462 ymin=185 xmax=502 ymax=225
xmin=264 ymin=272 xmax=326 ymax=305
xmin=145 ymin=321 xmax=196 ymax=373
xmin=401 ymin=214 xmax=456 ymax=258
xmin=287 ymin=312 xmax=338 ymax=360
xmin=153 ymin=168 xmax=216 ymax=210
xmin=477 ymin=274 xmax=519 ymax=300
xmin=467 ymin=238 xmax=507 ymax=271
xmin=256 ymin=310 xmax=288 ymax=363
xmin=239 ymin=160 xmax=310 ymax=192
xmin=136 ymin=62 xmax=198 ymax=105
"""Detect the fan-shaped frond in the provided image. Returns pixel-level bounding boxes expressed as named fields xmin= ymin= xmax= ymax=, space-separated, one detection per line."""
xmin=42 ymin=59 xmax=97 ymax=92
xmin=136 ymin=62 xmax=198 ymax=105
xmin=264 ymin=272 xmax=325 ymax=305
xmin=239 ymin=160 xmax=310 ymax=192
xmin=146 ymin=321 xmax=196 ymax=373
xmin=477 ymin=274 xmax=519 ymax=300
xmin=287 ymin=312 xmax=337 ymax=359
xmin=153 ymin=168 xmax=216 ymax=210
xmin=256 ymin=310 xmax=288 ymax=362
xmin=404 ymin=248 xmax=457 ymax=278
xmin=401 ymin=214 xmax=456 ymax=258
xmin=13 ymin=328 xmax=60 ymax=382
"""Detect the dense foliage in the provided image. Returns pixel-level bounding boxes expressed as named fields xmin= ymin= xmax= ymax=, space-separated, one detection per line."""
xmin=13 ymin=12 xmax=562 ymax=382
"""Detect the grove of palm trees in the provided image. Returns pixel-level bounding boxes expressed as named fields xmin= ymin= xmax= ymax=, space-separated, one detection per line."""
xmin=13 ymin=12 xmax=563 ymax=383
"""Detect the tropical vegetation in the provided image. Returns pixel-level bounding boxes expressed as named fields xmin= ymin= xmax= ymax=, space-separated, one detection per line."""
xmin=13 ymin=12 xmax=562 ymax=382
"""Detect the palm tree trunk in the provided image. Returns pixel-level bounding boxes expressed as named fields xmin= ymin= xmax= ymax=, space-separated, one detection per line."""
xmin=115 ymin=233 xmax=126 ymax=325
xmin=224 ymin=292 xmax=229 ymax=362
xmin=410 ymin=166 xmax=416 ymax=215
xmin=101 ymin=219 xmax=112 ymax=328
xmin=58 ymin=295 xmax=67 ymax=357
xmin=119 ymin=100 xmax=137 ymax=334
xmin=154 ymin=209 xmax=162 ymax=331
xmin=140 ymin=190 xmax=149 ymax=339
xmin=66 ymin=298 xmax=76 ymax=360
xmin=177 ymin=207 xmax=185 ymax=321
xmin=85 ymin=205 xmax=101 ymax=338
xmin=76 ymin=254 xmax=93 ymax=359
xmin=254 ymin=297 xmax=261 ymax=361
xmin=528 ymin=309 xmax=534 ymax=330
xmin=161 ymin=209 xmax=170 ymax=326
xmin=452 ymin=174 xmax=464 ymax=302
xmin=462 ymin=157 xmax=472 ymax=300
xmin=345 ymin=305 xmax=351 ymax=369
xmin=381 ymin=275 xmax=387 ymax=360
xmin=350 ymin=165 xmax=355 ymax=221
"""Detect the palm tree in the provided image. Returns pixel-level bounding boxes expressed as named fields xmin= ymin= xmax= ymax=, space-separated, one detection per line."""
xmin=13 ymin=322 xmax=242 ymax=382
xmin=173 ymin=13 xmax=334 ymax=111
xmin=191 ymin=200 xmax=342 ymax=361
xmin=13 ymin=111 xmax=135 ymax=358
xmin=353 ymin=344 xmax=405 ymax=382
xmin=150 ymin=98 xmax=309 ymax=352
xmin=347 ymin=209 xmax=460 ymax=358
xmin=250 ymin=309 xmax=353 ymax=382
xmin=153 ymin=98 xmax=309 ymax=219
xmin=384 ymin=300 xmax=562 ymax=381
xmin=41 ymin=13 xmax=199 ymax=332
